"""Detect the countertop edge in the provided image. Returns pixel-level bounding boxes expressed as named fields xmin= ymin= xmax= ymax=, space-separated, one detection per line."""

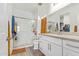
xmin=40 ymin=33 xmax=79 ymax=42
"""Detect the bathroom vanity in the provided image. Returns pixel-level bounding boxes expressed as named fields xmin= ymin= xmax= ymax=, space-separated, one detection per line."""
xmin=38 ymin=33 xmax=79 ymax=56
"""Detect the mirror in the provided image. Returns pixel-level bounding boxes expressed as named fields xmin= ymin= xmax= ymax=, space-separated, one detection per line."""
xmin=60 ymin=13 xmax=70 ymax=32
xmin=59 ymin=12 xmax=79 ymax=33
xmin=47 ymin=21 xmax=59 ymax=33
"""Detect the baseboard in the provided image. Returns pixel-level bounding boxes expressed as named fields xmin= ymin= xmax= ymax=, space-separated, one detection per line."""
xmin=13 ymin=44 xmax=33 ymax=49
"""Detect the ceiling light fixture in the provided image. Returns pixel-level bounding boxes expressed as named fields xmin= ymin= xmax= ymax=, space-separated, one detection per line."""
xmin=38 ymin=3 xmax=42 ymax=6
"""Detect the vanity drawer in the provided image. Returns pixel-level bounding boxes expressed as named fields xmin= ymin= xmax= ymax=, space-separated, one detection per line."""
xmin=40 ymin=35 xmax=62 ymax=46
xmin=46 ymin=36 xmax=62 ymax=46
xmin=63 ymin=40 xmax=79 ymax=53
xmin=51 ymin=38 xmax=62 ymax=46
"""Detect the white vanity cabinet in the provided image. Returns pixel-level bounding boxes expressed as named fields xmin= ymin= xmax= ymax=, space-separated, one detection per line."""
xmin=39 ymin=34 xmax=79 ymax=56
xmin=63 ymin=40 xmax=79 ymax=56
xmin=39 ymin=35 xmax=62 ymax=56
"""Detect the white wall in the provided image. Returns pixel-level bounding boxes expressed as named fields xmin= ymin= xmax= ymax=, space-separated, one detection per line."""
xmin=38 ymin=3 xmax=50 ymax=18
xmin=47 ymin=3 xmax=79 ymax=32
xmin=0 ymin=3 xmax=13 ymax=56
xmin=13 ymin=10 xmax=34 ymax=20
xmin=37 ymin=16 xmax=41 ymax=34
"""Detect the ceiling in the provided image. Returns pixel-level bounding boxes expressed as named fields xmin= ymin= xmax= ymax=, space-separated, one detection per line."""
xmin=12 ymin=3 xmax=38 ymax=14
xmin=12 ymin=3 xmax=57 ymax=17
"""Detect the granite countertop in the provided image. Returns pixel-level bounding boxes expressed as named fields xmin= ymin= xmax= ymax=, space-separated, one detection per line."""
xmin=41 ymin=32 xmax=79 ymax=42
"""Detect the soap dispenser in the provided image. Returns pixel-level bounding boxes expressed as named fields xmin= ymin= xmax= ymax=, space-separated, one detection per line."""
xmin=74 ymin=25 xmax=77 ymax=32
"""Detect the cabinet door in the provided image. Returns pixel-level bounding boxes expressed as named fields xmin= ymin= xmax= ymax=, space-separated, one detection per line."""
xmin=63 ymin=39 xmax=79 ymax=56
xmin=51 ymin=44 xmax=62 ymax=56
xmin=63 ymin=48 xmax=79 ymax=56
xmin=54 ymin=45 xmax=62 ymax=56
xmin=39 ymin=40 xmax=50 ymax=56
xmin=63 ymin=40 xmax=79 ymax=53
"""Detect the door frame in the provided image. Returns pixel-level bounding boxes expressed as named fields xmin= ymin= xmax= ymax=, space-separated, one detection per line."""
xmin=8 ymin=20 xmax=10 ymax=56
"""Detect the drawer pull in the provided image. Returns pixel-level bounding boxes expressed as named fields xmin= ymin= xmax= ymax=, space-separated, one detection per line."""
xmin=50 ymin=44 xmax=51 ymax=51
xmin=66 ymin=44 xmax=79 ymax=49
xmin=48 ymin=44 xmax=50 ymax=50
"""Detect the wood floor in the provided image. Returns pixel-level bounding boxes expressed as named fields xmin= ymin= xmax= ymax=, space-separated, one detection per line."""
xmin=11 ymin=47 xmax=45 ymax=56
xmin=11 ymin=48 xmax=26 ymax=55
